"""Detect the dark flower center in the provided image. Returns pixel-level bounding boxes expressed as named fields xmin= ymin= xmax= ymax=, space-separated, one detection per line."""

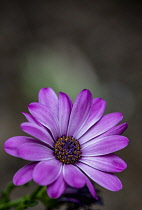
xmin=54 ymin=136 xmax=81 ymax=164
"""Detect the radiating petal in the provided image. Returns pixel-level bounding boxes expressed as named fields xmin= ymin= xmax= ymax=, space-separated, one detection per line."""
xmin=77 ymin=162 xmax=122 ymax=191
xmin=63 ymin=164 xmax=86 ymax=188
xmin=33 ymin=159 xmax=62 ymax=186
xmin=28 ymin=102 xmax=60 ymax=140
xmin=22 ymin=112 xmax=41 ymax=126
xmin=4 ymin=136 xmax=36 ymax=157
xmin=79 ymin=112 xmax=123 ymax=144
xmin=81 ymin=135 xmax=129 ymax=156
xmin=75 ymin=98 xmax=106 ymax=139
xmin=21 ymin=122 xmax=54 ymax=147
xmin=38 ymin=87 xmax=58 ymax=118
xmin=98 ymin=122 xmax=128 ymax=138
xmin=80 ymin=154 xmax=127 ymax=172
xmin=13 ymin=162 xmax=37 ymax=185
xmin=85 ymin=177 xmax=98 ymax=199
xmin=47 ymin=173 xmax=67 ymax=198
xmin=67 ymin=89 xmax=92 ymax=137
xmin=17 ymin=142 xmax=54 ymax=161
xmin=59 ymin=92 xmax=72 ymax=136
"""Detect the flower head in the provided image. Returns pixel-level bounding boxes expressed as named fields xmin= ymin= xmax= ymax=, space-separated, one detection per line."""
xmin=4 ymin=88 xmax=128 ymax=199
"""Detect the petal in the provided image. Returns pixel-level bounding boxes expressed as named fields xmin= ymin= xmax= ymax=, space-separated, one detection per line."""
xmin=22 ymin=112 xmax=41 ymax=126
xmin=81 ymin=135 xmax=129 ymax=156
xmin=85 ymin=177 xmax=98 ymax=199
xmin=21 ymin=122 xmax=54 ymax=147
xmin=17 ymin=142 xmax=54 ymax=161
xmin=13 ymin=162 xmax=37 ymax=185
xmin=75 ymin=98 xmax=106 ymax=139
xmin=47 ymin=173 xmax=67 ymax=198
xmin=33 ymin=159 xmax=62 ymax=186
xmin=28 ymin=102 xmax=60 ymax=140
xmin=79 ymin=112 xmax=123 ymax=144
xmin=67 ymin=89 xmax=92 ymax=137
xmin=77 ymin=162 xmax=122 ymax=191
xmin=80 ymin=154 xmax=127 ymax=173
xmin=4 ymin=136 xmax=36 ymax=157
xmin=59 ymin=92 xmax=72 ymax=136
xmin=63 ymin=164 xmax=86 ymax=188
xmin=98 ymin=122 xmax=128 ymax=138
xmin=38 ymin=87 xmax=58 ymax=118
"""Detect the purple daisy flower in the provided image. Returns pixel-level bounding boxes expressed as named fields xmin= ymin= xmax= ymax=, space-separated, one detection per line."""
xmin=4 ymin=88 xmax=128 ymax=199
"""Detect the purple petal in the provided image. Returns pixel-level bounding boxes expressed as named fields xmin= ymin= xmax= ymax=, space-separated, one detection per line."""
xmin=59 ymin=92 xmax=72 ymax=136
xmin=4 ymin=136 xmax=36 ymax=157
xmin=75 ymin=98 xmax=106 ymax=139
xmin=33 ymin=159 xmax=62 ymax=186
xmin=21 ymin=122 xmax=54 ymax=147
xmin=28 ymin=102 xmax=60 ymax=140
xmin=77 ymin=162 xmax=122 ymax=191
xmin=98 ymin=122 xmax=128 ymax=138
xmin=47 ymin=173 xmax=67 ymax=198
xmin=13 ymin=162 xmax=37 ymax=185
xmin=38 ymin=87 xmax=58 ymax=118
xmin=67 ymin=89 xmax=92 ymax=137
xmin=80 ymin=154 xmax=127 ymax=173
xmin=79 ymin=112 xmax=123 ymax=144
xmin=85 ymin=177 xmax=98 ymax=199
xmin=17 ymin=142 xmax=54 ymax=161
xmin=22 ymin=112 xmax=41 ymax=126
xmin=81 ymin=135 xmax=129 ymax=156
xmin=63 ymin=164 xmax=86 ymax=188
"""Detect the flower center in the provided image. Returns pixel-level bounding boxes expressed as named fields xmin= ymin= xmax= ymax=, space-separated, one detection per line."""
xmin=54 ymin=136 xmax=81 ymax=164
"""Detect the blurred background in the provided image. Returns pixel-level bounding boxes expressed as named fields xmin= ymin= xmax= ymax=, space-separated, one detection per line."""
xmin=0 ymin=0 xmax=142 ymax=209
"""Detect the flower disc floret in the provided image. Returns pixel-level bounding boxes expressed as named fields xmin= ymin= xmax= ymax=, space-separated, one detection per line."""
xmin=54 ymin=136 xmax=81 ymax=164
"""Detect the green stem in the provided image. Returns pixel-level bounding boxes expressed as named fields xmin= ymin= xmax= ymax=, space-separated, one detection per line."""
xmin=0 ymin=185 xmax=43 ymax=210
xmin=30 ymin=186 xmax=43 ymax=199
xmin=0 ymin=197 xmax=26 ymax=209
xmin=0 ymin=182 xmax=16 ymax=203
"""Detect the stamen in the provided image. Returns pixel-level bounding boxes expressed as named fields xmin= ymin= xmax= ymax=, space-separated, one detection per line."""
xmin=54 ymin=136 xmax=81 ymax=164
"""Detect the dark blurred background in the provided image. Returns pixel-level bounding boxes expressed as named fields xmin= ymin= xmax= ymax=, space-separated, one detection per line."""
xmin=0 ymin=1 xmax=142 ymax=209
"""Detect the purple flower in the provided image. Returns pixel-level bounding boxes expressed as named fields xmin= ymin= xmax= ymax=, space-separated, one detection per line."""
xmin=4 ymin=88 xmax=128 ymax=199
